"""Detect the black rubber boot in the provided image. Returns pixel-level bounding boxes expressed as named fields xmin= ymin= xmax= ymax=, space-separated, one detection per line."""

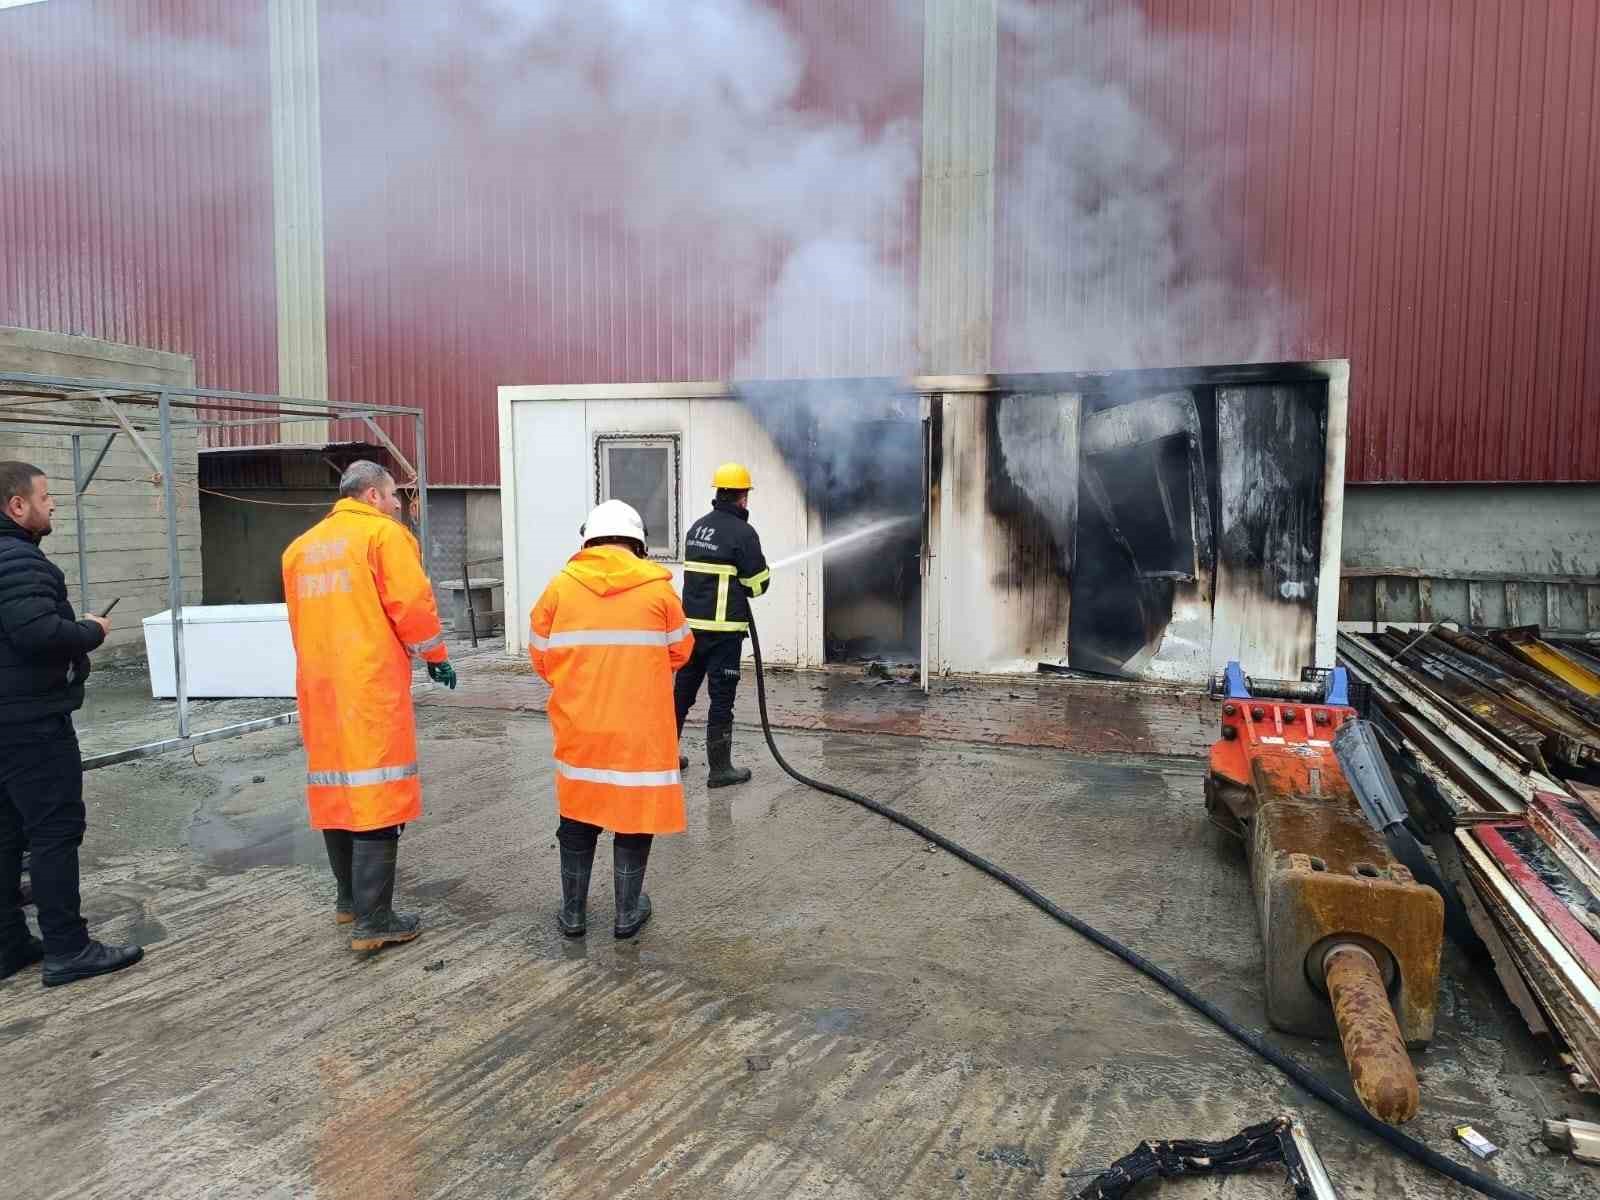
xmin=41 ymin=939 xmax=144 ymax=987
xmin=349 ymin=839 xmax=421 ymax=952
xmin=706 ymin=724 xmax=751 ymax=789
xmin=613 ymin=837 xmax=653 ymax=940
xmin=1 ymin=935 xmax=44 ymax=981
xmin=323 ymin=831 xmax=355 ymax=925
xmin=557 ymin=839 xmax=595 ymax=937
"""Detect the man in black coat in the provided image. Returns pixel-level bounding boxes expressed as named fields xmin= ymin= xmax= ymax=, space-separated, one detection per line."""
xmin=1 ymin=460 xmax=143 ymax=986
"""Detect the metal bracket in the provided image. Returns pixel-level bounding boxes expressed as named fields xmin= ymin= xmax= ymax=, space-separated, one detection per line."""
xmin=1323 ymin=665 xmax=1351 ymax=706
xmin=76 ymin=432 xmax=118 ymax=493
xmin=1225 ymin=661 xmax=1252 ymax=699
xmin=98 ymin=395 xmax=165 ymax=482
xmin=360 ymin=415 xmax=418 ymax=485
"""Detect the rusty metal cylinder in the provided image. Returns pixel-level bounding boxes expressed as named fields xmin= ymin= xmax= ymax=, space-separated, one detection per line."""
xmin=1322 ymin=944 xmax=1420 ymax=1125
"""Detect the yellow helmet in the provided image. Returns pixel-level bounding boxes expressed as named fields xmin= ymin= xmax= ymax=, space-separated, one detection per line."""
xmin=712 ymin=462 xmax=753 ymax=490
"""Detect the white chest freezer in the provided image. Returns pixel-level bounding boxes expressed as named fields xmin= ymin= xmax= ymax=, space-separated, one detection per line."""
xmin=143 ymin=604 xmax=298 ymax=699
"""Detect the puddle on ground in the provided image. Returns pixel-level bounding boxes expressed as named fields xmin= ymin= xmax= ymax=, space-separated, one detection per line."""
xmin=0 ymin=1016 xmax=44 ymax=1043
xmin=124 ymin=917 xmax=169 ymax=946
xmin=409 ymin=876 xmax=466 ymax=901
xmin=814 ymin=1006 xmax=864 ymax=1033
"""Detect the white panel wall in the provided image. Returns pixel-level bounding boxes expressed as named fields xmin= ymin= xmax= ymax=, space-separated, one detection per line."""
xmin=500 ymin=386 xmax=816 ymax=666
xmin=505 ymin=401 xmax=588 ymax=649
xmin=934 ymin=392 xmax=1078 ymax=675
xmin=686 ymin=397 xmax=818 ymax=667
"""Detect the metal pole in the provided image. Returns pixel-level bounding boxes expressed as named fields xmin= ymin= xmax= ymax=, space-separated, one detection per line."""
xmin=81 ymin=431 xmax=118 ymax=489
xmin=415 ymin=413 xmax=431 ymax=578
xmin=158 ymin=393 xmax=189 ymax=739
xmin=71 ymin=434 xmax=91 ymax=613
xmin=463 ymin=542 xmax=479 ymax=649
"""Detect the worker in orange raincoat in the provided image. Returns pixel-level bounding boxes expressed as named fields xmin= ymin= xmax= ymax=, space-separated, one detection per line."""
xmin=530 ymin=499 xmax=692 ymax=940
xmin=283 ymin=460 xmax=458 ymax=953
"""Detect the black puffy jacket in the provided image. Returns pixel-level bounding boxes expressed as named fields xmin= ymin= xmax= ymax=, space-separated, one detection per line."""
xmin=681 ymin=500 xmax=770 ymax=634
xmin=0 ymin=513 xmax=105 ymax=727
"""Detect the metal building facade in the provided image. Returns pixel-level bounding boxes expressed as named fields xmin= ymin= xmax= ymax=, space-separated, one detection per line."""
xmin=2 ymin=1 xmax=1596 ymax=486
xmin=994 ymin=0 xmax=1600 ymax=483
xmin=315 ymin=0 xmax=923 ymax=486
xmin=0 ymin=0 xmax=279 ymax=396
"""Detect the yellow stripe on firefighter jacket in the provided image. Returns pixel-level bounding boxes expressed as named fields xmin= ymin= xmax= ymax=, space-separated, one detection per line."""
xmin=681 ymin=500 xmax=769 ymax=634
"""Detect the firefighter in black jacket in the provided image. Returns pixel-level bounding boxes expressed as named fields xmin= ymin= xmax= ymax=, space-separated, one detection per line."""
xmin=675 ymin=463 xmax=770 ymax=787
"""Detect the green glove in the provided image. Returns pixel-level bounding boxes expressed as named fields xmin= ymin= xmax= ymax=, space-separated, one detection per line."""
xmin=427 ymin=660 xmax=458 ymax=690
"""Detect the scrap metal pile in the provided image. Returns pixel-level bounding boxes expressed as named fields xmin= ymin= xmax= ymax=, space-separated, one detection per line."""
xmin=1338 ymin=625 xmax=1600 ymax=1094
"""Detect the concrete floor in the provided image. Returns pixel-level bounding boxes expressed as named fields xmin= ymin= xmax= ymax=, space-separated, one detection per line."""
xmin=2 ymin=664 xmax=1597 ymax=1198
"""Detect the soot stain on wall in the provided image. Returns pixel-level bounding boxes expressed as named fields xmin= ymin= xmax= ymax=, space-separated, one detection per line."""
xmin=982 ymin=395 xmax=1074 ymax=658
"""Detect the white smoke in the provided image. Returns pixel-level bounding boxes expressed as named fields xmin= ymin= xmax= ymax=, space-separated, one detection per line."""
xmin=320 ymin=0 xmax=921 ymax=381
xmin=2 ymin=1 xmax=1287 ymax=394
xmin=996 ymin=0 xmax=1288 ymax=371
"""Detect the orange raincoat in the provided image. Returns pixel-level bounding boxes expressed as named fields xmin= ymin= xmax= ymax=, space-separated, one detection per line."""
xmin=530 ymin=545 xmax=693 ymax=834
xmin=282 ymin=498 xmax=447 ymax=832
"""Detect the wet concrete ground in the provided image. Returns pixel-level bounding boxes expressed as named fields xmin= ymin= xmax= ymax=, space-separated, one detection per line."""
xmin=3 ymin=657 xmax=1597 ymax=1198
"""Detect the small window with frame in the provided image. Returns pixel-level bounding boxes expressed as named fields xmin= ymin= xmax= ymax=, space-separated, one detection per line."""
xmin=595 ymin=434 xmax=680 ymax=560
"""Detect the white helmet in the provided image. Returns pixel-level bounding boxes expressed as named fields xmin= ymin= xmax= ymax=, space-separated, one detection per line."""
xmin=580 ymin=499 xmax=647 ymax=548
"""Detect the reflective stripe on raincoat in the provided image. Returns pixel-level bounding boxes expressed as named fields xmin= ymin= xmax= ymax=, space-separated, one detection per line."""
xmin=530 ymin=544 xmax=693 ymax=834
xmin=283 ymin=498 xmax=447 ymax=832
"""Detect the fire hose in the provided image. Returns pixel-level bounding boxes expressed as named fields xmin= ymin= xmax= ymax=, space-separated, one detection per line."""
xmin=743 ymin=614 xmax=1542 ymax=1200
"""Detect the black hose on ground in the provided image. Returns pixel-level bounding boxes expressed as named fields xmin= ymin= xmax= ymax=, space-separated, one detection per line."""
xmin=744 ymin=617 xmax=1541 ymax=1200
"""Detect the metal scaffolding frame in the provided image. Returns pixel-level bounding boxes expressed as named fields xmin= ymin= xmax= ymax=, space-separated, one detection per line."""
xmin=0 ymin=370 xmax=430 ymax=768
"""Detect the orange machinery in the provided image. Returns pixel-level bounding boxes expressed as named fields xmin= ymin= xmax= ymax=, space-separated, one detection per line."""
xmin=1205 ymin=663 xmax=1444 ymax=1125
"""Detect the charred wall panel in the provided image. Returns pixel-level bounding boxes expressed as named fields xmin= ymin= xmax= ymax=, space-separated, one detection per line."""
xmin=936 ymin=391 xmax=1078 ymax=674
xmin=1072 ymin=390 xmax=1216 ymax=680
xmin=927 ymin=371 xmax=1337 ymax=683
xmin=1212 ymin=385 xmax=1327 ymax=677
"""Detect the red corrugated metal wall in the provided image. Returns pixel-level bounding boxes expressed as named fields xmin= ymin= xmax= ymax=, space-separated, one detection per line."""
xmin=6 ymin=2 xmax=1595 ymax=486
xmin=0 ymin=0 xmax=277 ymax=394
xmin=318 ymin=0 xmax=922 ymax=486
xmin=995 ymin=0 xmax=1600 ymax=482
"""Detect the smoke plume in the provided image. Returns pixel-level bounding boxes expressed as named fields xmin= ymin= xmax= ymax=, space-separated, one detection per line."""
xmin=320 ymin=0 xmax=921 ymax=383
xmin=995 ymin=0 xmax=1288 ymax=371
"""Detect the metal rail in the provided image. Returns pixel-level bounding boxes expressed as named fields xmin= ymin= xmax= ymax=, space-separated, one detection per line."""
xmin=0 ymin=370 xmax=433 ymax=764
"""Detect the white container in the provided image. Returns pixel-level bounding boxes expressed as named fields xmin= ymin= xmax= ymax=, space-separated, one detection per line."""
xmin=143 ymin=604 xmax=298 ymax=699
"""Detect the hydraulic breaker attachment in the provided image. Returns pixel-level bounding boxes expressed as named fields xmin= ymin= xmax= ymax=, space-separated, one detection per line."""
xmin=1205 ymin=664 xmax=1443 ymax=1125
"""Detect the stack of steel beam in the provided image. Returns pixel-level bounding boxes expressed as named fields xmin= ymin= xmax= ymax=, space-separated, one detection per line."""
xmin=1338 ymin=626 xmax=1600 ymax=1093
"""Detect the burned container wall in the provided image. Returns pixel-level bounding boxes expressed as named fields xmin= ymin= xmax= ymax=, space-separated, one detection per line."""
xmin=934 ymin=391 xmax=1080 ymax=675
xmin=1072 ymin=389 xmax=1217 ymax=682
xmin=923 ymin=365 xmax=1344 ymax=685
xmin=1212 ymin=384 xmax=1329 ymax=678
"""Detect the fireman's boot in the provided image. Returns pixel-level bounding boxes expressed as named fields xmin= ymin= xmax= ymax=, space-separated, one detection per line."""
xmin=557 ymin=839 xmax=595 ymax=937
xmin=706 ymin=724 xmax=751 ymax=789
xmin=323 ymin=830 xmax=355 ymax=925
xmin=349 ymin=838 xmax=421 ymax=952
xmin=613 ymin=836 xmax=653 ymax=940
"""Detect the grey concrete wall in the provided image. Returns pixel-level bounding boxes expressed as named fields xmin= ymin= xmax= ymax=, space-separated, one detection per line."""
xmin=432 ymin=490 xmax=504 ymax=627
xmin=1340 ymin=483 xmax=1600 ymax=630
xmin=0 ymin=328 xmax=201 ymax=660
xmin=1342 ymin=483 xmax=1600 ymax=578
